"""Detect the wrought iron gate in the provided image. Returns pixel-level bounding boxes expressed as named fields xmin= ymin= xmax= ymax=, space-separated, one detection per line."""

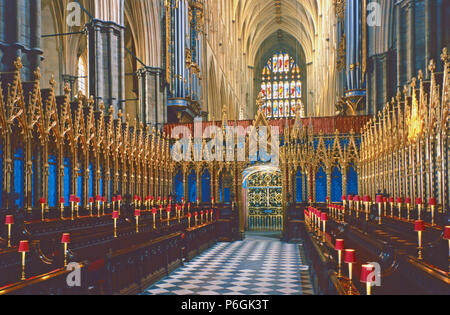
xmin=247 ymin=171 xmax=283 ymax=231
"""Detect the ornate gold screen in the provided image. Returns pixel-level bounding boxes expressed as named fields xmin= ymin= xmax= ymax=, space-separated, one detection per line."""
xmin=247 ymin=171 xmax=283 ymax=231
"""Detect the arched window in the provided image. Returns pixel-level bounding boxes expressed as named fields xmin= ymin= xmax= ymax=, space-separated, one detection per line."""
xmin=78 ymin=57 xmax=87 ymax=96
xmin=260 ymin=52 xmax=304 ymax=119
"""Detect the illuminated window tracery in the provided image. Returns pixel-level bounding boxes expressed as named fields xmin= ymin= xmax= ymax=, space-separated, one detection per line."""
xmin=260 ymin=52 xmax=304 ymax=119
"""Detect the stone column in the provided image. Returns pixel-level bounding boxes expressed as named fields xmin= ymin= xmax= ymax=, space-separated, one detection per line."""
xmin=405 ymin=1 xmax=415 ymax=81
xmin=86 ymin=19 xmax=125 ymax=115
xmin=137 ymin=67 xmax=164 ymax=127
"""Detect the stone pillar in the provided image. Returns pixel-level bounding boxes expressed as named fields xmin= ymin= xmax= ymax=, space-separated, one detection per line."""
xmin=137 ymin=67 xmax=164 ymax=127
xmin=0 ymin=0 xmax=42 ymax=79
xmin=86 ymin=19 xmax=125 ymax=115
xmin=396 ymin=3 xmax=402 ymax=88
xmin=405 ymin=1 xmax=415 ymax=81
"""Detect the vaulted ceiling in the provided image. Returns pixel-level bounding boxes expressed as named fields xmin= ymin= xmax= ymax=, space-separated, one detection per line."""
xmin=233 ymin=0 xmax=320 ymax=64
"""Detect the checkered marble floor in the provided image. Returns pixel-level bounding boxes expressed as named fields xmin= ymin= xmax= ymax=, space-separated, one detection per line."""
xmin=142 ymin=232 xmax=314 ymax=295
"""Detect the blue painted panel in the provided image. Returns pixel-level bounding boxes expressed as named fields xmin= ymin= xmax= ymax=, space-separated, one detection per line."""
xmin=331 ymin=166 xmax=343 ymax=203
xmin=188 ymin=171 xmax=197 ymax=203
xmin=14 ymin=148 xmax=25 ymax=208
xmin=347 ymin=165 xmax=358 ymax=196
xmin=77 ymin=169 xmax=83 ymax=200
xmin=219 ymin=177 xmax=223 ymax=202
xmin=296 ymin=170 xmax=303 ymax=203
xmin=99 ymin=166 xmax=103 ymax=197
xmin=48 ymin=155 xmax=57 ymax=207
xmin=174 ymin=171 xmax=183 ymax=202
xmin=89 ymin=163 xmax=94 ymax=198
xmin=315 ymin=167 xmax=327 ymax=203
xmin=201 ymin=169 xmax=211 ymax=203
xmin=63 ymin=158 xmax=71 ymax=206
xmin=223 ymin=188 xmax=231 ymax=203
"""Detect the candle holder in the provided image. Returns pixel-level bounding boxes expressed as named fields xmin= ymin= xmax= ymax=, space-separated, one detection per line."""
xmin=167 ymin=207 xmax=171 ymax=226
xmin=61 ymin=233 xmax=70 ymax=267
xmin=152 ymin=208 xmax=157 ymax=229
xmin=342 ymin=196 xmax=347 ymax=212
xmin=19 ymin=240 xmax=30 ymax=280
xmin=348 ymin=196 xmax=353 ymax=216
xmin=89 ymin=197 xmax=94 ymax=217
xmin=112 ymin=211 xmax=119 ymax=238
xmin=382 ymin=197 xmax=387 ymax=217
xmin=321 ymin=213 xmax=328 ymax=242
xmin=428 ymin=198 xmax=437 ymax=226
xmin=112 ymin=197 xmax=116 ymax=212
xmin=354 ymin=197 xmax=360 ymax=218
xmin=135 ymin=210 xmax=141 ymax=233
xmin=5 ymin=215 xmax=13 ymax=248
xmin=39 ymin=198 xmax=46 ymax=221
xmin=363 ymin=196 xmax=371 ymax=221
xmin=397 ymin=198 xmax=403 ymax=219
xmin=361 ymin=264 xmax=375 ymax=295
xmin=376 ymin=195 xmax=383 ymax=225
xmin=405 ymin=198 xmax=411 ymax=221
xmin=159 ymin=205 xmax=163 ymax=220
xmin=69 ymin=195 xmax=76 ymax=220
xmin=117 ymin=195 xmax=122 ymax=215
xmin=188 ymin=213 xmax=192 ymax=228
xmin=344 ymin=249 xmax=356 ymax=286
xmin=335 ymin=239 xmax=345 ymax=278
xmin=96 ymin=195 xmax=102 ymax=218
xmin=59 ymin=198 xmax=65 ymax=219
xmin=76 ymin=197 xmax=81 ymax=217
xmin=415 ymin=220 xmax=425 ymax=260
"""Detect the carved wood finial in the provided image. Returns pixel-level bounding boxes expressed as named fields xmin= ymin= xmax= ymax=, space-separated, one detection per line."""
xmin=49 ymin=75 xmax=56 ymax=89
xmin=410 ymin=77 xmax=417 ymax=89
xmin=418 ymin=70 xmax=423 ymax=81
xmin=99 ymin=102 xmax=105 ymax=111
xmin=34 ymin=67 xmax=42 ymax=81
xmin=87 ymin=96 xmax=95 ymax=108
xmin=64 ymin=83 xmax=71 ymax=96
xmin=117 ymin=109 xmax=123 ymax=119
xmin=14 ymin=57 xmax=23 ymax=71
xmin=428 ymin=59 xmax=436 ymax=73
xmin=441 ymin=47 xmax=448 ymax=63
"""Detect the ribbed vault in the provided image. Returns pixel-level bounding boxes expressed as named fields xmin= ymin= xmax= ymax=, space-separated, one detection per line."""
xmin=233 ymin=0 xmax=319 ymax=65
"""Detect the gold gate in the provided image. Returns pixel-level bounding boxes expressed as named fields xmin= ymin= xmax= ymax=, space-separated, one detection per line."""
xmin=247 ymin=171 xmax=283 ymax=231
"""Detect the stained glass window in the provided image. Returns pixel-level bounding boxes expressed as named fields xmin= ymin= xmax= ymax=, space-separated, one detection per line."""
xmin=260 ymin=52 xmax=304 ymax=119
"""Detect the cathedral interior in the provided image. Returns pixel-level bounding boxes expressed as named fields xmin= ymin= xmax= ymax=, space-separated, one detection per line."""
xmin=0 ymin=0 xmax=449 ymax=298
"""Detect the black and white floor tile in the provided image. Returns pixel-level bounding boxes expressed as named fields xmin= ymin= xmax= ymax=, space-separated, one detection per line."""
xmin=142 ymin=233 xmax=314 ymax=295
